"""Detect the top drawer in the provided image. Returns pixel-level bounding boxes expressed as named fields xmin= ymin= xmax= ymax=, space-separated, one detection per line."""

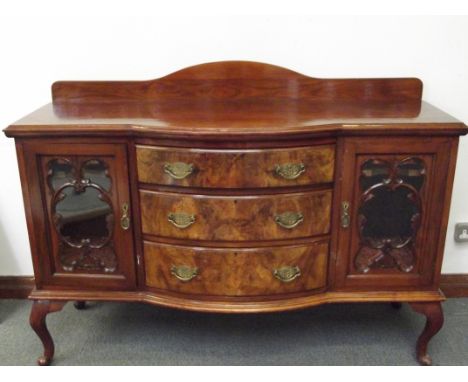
xmin=136 ymin=145 xmax=335 ymax=188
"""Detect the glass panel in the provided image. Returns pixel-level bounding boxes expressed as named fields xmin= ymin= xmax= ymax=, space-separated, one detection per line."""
xmin=81 ymin=159 xmax=111 ymax=191
xmin=396 ymin=158 xmax=425 ymax=190
xmin=360 ymin=160 xmax=391 ymax=191
xmin=355 ymin=157 xmax=426 ymax=273
xmin=48 ymin=159 xmax=75 ymax=190
xmin=359 ymin=187 xmax=419 ymax=244
xmin=48 ymin=156 xmax=118 ymax=273
xmin=55 ymin=186 xmax=113 ymax=248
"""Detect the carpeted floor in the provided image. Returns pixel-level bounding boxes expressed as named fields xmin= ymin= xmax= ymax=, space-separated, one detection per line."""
xmin=0 ymin=298 xmax=467 ymax=365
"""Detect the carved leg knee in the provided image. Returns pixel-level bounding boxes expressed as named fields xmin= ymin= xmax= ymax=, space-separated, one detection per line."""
xmin=409 ymin=302 xmax=444 ymax=366
xmin=74 ymin=301 xmax=86 ymax=310
xmin=29 ymin=300 xmax=66 ymax=366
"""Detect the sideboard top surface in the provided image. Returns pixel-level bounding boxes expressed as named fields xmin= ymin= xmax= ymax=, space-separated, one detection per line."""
xmin=4 ymin=61 xmax=467 ymax=138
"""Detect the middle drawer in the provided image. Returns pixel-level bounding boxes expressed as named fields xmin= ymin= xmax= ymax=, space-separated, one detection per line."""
xmin=140 ymin=189 xmax=332 ymax=242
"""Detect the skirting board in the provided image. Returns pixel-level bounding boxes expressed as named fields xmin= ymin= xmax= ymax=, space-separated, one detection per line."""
xmin=440 ymin=274 xmax=468 ymax=298
xmin=0 ymin=276 xmax=34 ymax=299
xmin=1 ymin=275 xmax=467 ymax=299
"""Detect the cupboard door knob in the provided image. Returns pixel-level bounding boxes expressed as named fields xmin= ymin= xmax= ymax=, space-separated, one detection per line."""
xmin=274 ymin=163 xmax=306 ymax=179
xmin=168 ymin=212 xmax=196 ymax=229
xmin=274 ymin=211 xmax=304 ymax=229
xmin=120 ymin=203 xmax=130 ymax=230
xmin=341 ymin=201 xmax=350 ymax=228
xmin=171 ymin=265 xmax=198 ymax=282
xmin=273 ymin=266 xmax=301 ymax=283
xmin=164 ymin=162 xmax=195 ymax=179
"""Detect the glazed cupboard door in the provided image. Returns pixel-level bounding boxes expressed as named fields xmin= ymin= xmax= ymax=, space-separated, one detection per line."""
xmin=19 ymin=141 xmax=136 ymax=290
xmin=333 ymin=137 xmax=458 ymax=290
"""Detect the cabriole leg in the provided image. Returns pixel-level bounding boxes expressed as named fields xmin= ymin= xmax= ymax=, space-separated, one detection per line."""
xmin=29 ymin=300 xmax=66 ymax=366
xmin=409 ymin=301 xmax=444 ymax=366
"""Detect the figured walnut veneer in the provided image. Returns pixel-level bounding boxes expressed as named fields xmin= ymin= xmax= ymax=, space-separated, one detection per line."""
xmin=4 ymin=61 xmax=467 ymax=365
xmin=136 ymin=144 xmax=335 ymax=188
xmin=144 ymin=240 xmax=328 ymax=296
xmin=139 ymin=189 xmax=332 ymax=241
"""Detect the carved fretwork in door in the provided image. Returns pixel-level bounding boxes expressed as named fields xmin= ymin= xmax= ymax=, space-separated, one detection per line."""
xmin=47 ymin=158 xmax=117 ymax=273
xmin=354 ymin=157 xmax=426 ymax=273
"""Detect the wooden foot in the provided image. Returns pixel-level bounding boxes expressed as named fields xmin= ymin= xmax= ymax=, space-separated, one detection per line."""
xmin=390 ymin=302 xmax=402 ymax=310
xmin=29 ymin=300 xmax=66 ymax=366
xmin=74 ymin=301 xmax=86 ymax=310
xmin=409 ymin=302 xmax=444 ymax=366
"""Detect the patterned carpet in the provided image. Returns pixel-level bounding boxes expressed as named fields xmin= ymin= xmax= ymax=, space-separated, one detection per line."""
xmin=0 ymin=298 xmax=467 ymax=365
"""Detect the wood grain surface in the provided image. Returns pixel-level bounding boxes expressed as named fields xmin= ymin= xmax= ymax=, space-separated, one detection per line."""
xmin=5 ymin=62 xmax=467 ymax=139
xmin=52 ymin=61 xmax=423 ymax=104
xmin=136 ymin=144 xmax=335 ymax=188
xmin=140 ymin=189 xmax=332 ymax=241
xmin=144 ymin=240 xmax=328 ymax=296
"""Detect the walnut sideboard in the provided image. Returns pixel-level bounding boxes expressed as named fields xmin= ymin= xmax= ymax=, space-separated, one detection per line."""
xmin=4 ymin=61 xmax=467 ymax=365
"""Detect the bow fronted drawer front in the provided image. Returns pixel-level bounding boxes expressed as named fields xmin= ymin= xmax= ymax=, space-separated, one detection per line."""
xmin=144 ymin=240 xmax=329 ymax=296
xmin=136 ymin=145 xmax=335 ymax=188
xmin=139 ymin=190 xmax=332 ymax=242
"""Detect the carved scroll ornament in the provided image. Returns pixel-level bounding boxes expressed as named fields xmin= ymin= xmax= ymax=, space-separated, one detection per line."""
xmin=354 ymin=157 xmax=426 ymax=273
xmin=47 ymin=158 xmax=117 ymax=273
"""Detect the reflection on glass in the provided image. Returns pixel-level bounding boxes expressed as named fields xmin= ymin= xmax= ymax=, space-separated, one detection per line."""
xmin=55 ymin=186 xmax=113 ymax=248
xmin=360 ymin=160 xmax=390 ymax=191
xmin=81 ymin=160 xmax=111 ymax=191
xmin=48 ymin=157 xmax=117 ymax=273
xmin=359 ymin=158 xmax=424 ymax=244
xmin=396 ymin=158 xmax=425 ymax=190
xmin=48 ymin=159 xmax=74 ymax=190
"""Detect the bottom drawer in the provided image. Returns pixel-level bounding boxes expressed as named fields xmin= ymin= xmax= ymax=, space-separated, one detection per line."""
xmin=144 ymin=241 xmax=328 ymax=296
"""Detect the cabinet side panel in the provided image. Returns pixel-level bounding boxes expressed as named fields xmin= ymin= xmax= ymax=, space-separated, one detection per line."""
xmin=15 ymin=140 xmax=50 ymax=288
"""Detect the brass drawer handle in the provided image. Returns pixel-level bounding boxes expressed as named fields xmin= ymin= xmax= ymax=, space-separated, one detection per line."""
xmin=120 ymin=203 xmax=130 ymax=230
xmin=274 ymin=163 xmax=306 ymax=180
xmin=341 ymin=201 xmax=350 ymax=228
xmin=164 ymin=162 xmax=195 ymax=179
xmin=274 ymin=211 xmax=304 ymax=229
xmin=168 ymin=212 xmax=196 ymax=229
xmin=171 ymin=265 xmax=198 ymax=282
xmin=273 ymin=266 xmax=301 ymax=283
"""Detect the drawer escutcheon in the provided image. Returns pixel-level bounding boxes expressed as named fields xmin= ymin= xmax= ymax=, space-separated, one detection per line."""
xmin=120 ymin=202 xmax=131 ymax=231
xmin=341 ymin=201 xmax=350 ymax=228
xmin=274 ymin=211 xmax=304 ymax=229
xmin=274 ymin=163 xmax=306 ymax=180
xmin=164 ymin=162 xmax=195 ymax=179
xmin=273 ymin=266 xmax=301 ymax=283
xmin=168 ymin=212 xmax=196 ymax=229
